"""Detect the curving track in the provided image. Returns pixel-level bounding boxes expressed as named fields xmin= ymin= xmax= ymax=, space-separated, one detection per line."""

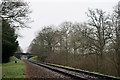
xmin=27 ymin=60 xmax=120 ymax=80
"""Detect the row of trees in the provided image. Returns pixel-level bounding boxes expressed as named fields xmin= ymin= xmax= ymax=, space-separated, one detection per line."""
xmin=1 ymin=0 xmax=30 ymax=63
xmin=28 ymin=2 xmax=120 ymax=76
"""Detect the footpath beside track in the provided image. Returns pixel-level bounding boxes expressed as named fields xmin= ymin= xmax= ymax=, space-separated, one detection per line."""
xmin=27 ymin=60 xmax=120 ymax=80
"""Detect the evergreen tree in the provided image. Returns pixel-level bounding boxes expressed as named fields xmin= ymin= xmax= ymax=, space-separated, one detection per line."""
xmin=2 ymin=20 xmax=18 ymax=63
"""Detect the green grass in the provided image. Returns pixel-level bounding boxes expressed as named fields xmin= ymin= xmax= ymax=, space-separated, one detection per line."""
xmin=2 ymin=56 xmax=26 ymax=78
xmin=29 ymin=56 xmax=38 ymax=61
xmin=0 ymin=64 xmax=2 ymax=79
xmin=48 ymin=63 xmax=81 ymax=70
xmin=9 ymin=56 xmax=20 ymax=62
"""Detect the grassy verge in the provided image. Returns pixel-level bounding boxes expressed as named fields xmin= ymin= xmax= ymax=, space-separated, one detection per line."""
xmin=29 ymin=56 xmax=38 ymax=61
xmin=2 ymin=56 xmax=26 ymax=78
xmin=0 ymin=64 xmax=2 ymax=79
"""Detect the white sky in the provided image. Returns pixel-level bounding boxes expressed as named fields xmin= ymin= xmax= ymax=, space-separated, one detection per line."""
xmin=17 ymin=0 xmax=119 ymax=52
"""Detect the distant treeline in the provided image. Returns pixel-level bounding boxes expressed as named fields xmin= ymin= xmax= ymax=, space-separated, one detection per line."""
xmin=28 ymin=2 xmax=120 ymax=77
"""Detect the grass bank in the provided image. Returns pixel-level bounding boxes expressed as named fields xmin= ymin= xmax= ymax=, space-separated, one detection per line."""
xmin=29 ymin=56 xmax=38 ymax=61
xmin=0 ymin=64 xmax=2 ymax=79
xmin=2 ymin=56 xmax=26 ymax=78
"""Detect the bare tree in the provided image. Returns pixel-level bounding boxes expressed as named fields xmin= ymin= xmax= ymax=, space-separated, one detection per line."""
xmin=59 ymin=22 xmax=72 ymax=53
xmin=59 ymin=21 xmax=72 ymax=64
xmin=0 ymin=0 xmax=31 ymax=28
xmin=28 ymin=26 xmax=62 ymax=62
xmin=86 ymin=9 xmax=111 ymax=55
xmin=110 ymin=2 xmax=120 ymax=76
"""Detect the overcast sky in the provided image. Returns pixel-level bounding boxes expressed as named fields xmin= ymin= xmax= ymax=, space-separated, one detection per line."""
xmin=17 ymin=0 xmax=119 ymax=52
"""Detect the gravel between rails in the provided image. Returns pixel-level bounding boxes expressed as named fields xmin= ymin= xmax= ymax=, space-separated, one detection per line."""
xmin=37 ymin=62 xmax=100 ymax=80
xmin=25 ymin=61 xmax=72 ymax=79
xmin=28 ymin=61 xmax=120 ymax=80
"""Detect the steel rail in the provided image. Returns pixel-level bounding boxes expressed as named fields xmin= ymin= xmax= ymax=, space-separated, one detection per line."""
xmin=27 ymin=60 xmax=120 ymax=80
xmin=46 ymin=63 xmax=120 ymax=80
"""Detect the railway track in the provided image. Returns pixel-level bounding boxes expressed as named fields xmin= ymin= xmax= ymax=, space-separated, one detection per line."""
xmin=27 ymin=60 xmax=120 ymax=80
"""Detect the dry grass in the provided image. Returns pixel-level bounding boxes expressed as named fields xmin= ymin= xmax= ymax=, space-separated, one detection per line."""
xmin=45 ymin=53 xmax=120 ymax=77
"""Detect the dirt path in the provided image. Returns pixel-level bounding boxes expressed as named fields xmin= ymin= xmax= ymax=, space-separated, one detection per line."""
xmin=25 ymin=61 xmax=70 ymax=79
